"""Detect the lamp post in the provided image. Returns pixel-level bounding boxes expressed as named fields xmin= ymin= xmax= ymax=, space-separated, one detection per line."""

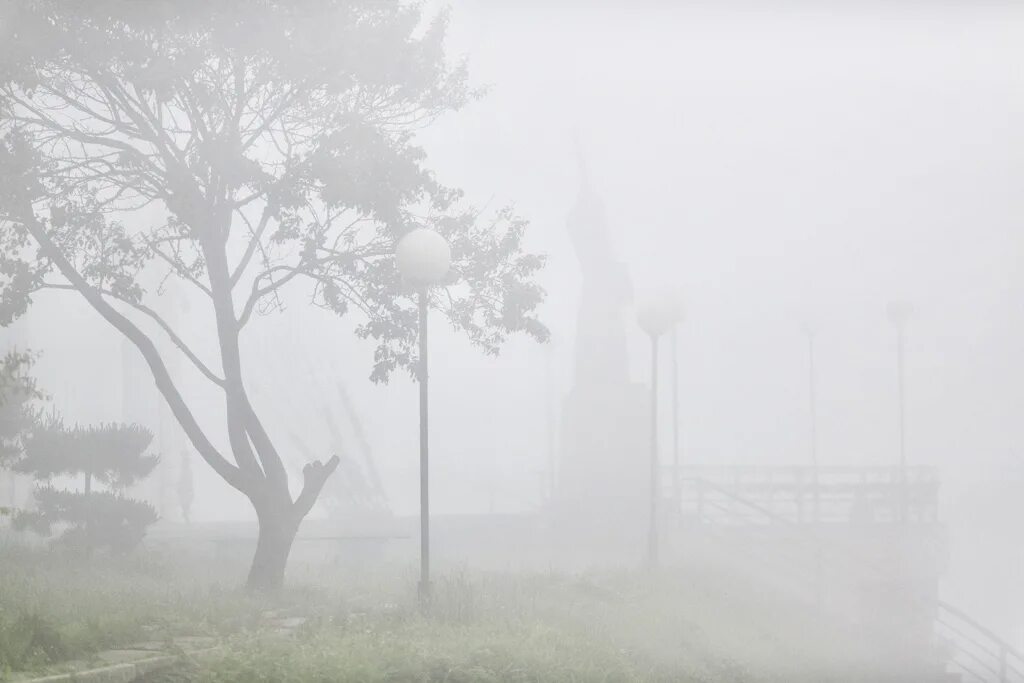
xmin=544 ymin=340 xmax=556 ymax=505
xmin=801 ymin=321 xmax=824 ymax=610
xmin=667 ymin=297 xmax=684 ymax=513
xmin=396 ymin=228 xmax=451 ymax=605
xmin=886 ymin=301 xmax=912 ymax=523
xmin=637 ymin=293 xmax=682 ymax=569
xmin=801 ymin=322 xmax=819 ymax=523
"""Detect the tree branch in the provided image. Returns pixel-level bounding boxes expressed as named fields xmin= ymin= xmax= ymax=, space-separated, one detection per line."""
xmin=293 ymin=455 xmax=340 ymax=519
xmin=237 ymin=264 xmax=306 ymax=329
xmin=201 ymin=233 xmax=276 ymax=488
xmin=38 ymin=283 xmax=225 ymax=387
xmin=146 ymin=238 xmax=213 ymax=296
xmin=19 ymin=212 xmax=248 ymax=494
xmin=230 ymin=204 xmax=275 ymax=288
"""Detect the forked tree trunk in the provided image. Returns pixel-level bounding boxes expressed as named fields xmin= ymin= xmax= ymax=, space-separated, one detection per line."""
xmin=83 ymin=466 xmax=93 ymax=557
xmin=247 ymin=505 xmax=299 ymax=592
xmin=244 ymin=457 xmax=339 ymax=591
xmin=20 ymin=213 xmax=341 ymax=591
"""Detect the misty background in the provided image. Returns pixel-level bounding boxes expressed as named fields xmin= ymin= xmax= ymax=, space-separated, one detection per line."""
xmin=7 ymin=0 xmax=1023 ymax=643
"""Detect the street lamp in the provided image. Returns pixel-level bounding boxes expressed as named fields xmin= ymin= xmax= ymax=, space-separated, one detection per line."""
xmin=396 ymin=228 xmax=451 ymax=605
xmin=637 ymin=292 xmax=682 ymax=569
xmin=800 ymin=321 xmax=820 ymax=524
xmin=886 ymin=301 xmax=913 ymax=523
xmin=801 ymin=320 xmax=824 ymax=610
xmin=666 ymin=296 xmax=685 ymax=515
xmin=543 ymin=338 xmax=557 ymax=505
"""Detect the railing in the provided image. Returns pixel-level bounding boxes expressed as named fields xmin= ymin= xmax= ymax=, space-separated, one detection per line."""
xmin=937 ymin=602 xmax=1024 ymax=683
xmin=670 ymin=464 xmax=939 ymax=525
xmin=664 ymin=469 xmax=1022 ymax=683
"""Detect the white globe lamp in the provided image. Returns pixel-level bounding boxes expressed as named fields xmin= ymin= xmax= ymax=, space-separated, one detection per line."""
xmin=396 ymin=229 xmax=451 ymax=285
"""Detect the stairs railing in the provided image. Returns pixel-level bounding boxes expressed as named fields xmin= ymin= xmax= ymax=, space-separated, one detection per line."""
xmin=669 ymin=472 xmax=1023 ymax=683
xmin=936 ymin=602 xmax=1024 ymax=683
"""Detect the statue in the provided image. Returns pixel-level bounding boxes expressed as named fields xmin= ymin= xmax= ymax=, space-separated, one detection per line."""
xmin=565 ymin=143 xmax=633 ymax=390
xmin=554 ymin=141 xmax=649 ymax=560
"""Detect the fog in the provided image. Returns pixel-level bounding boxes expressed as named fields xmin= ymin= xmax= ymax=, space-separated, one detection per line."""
xmin=1 ymin=1 xmax=1022 ymax=680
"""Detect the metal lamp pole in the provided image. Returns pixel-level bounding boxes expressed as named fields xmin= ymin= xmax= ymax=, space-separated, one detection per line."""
xmin=648 ymin=332 xmax=661 ymax=568
xmin=803 ymin=325 xmax=819 ymax=523
xmin=670 ymin=326 xmax=681 ymax=512
xmin=638 ymin=294 xmax=680 ymax=569
xmin=887 ymin=302 xmax=912 ymax=523
xmin=667 ymin=294 xmax=684 ymax=520
xmin=802 ymin=322 xmax=823 ymax=610
xmin=896 ymin=324 xmax=907 ymax=472
xmin=396 ymin=229 xmax=451 ymax=607
xmin=417 ymin=287 xmax=430 ymax=601
xmin=544 ymin=342 xmax=556 ymax=504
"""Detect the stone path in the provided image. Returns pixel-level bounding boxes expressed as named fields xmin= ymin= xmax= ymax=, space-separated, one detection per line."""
xmin=8 ymin=613 xmax=311 ymax=683
xmin=9 ymin=637 xmax=218 ymax=683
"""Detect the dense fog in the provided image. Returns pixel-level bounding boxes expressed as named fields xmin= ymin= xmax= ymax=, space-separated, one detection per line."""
xmin=1 ymin=1 xmax=1022 ymax=680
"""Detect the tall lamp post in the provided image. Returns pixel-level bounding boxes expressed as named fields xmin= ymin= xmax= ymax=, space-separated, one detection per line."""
xmin=544 ymin=340 xmax=557 ymax=505
xmin=637 ymin=294 xmax=682 ymax=569
xmin=396 ymin=228 xmax=451 ymax=605
xmin=886 ymin=301 xmax=913 ymax=523
xmin=801 ymin=321 xmax=824 ymax=609
xmin=668 ymin=296 xmax=685 ymax=513
xmin=801 ymin=322 xmax=820 ymax=523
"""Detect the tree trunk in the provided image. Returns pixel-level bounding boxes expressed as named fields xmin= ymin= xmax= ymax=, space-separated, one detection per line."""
xmin=83 ymin=467 xmax=93 ymax=557
xmin=246 ymin=506 xmax=299 ymax=592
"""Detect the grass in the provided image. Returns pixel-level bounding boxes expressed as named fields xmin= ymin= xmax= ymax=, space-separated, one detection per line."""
xmin=193 ymin=619 xmax=660 ymax=683
xmin=0 ymin=539 xmax=278 ymax=675
xmin=2 ymin=537 xmax=914 ymax=682
xmin=178 ymin=568 xmax=901 ymax=682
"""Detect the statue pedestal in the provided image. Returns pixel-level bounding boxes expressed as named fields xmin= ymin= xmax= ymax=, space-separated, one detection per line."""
xmin=551 ymin=381 xmax=649 ymax=564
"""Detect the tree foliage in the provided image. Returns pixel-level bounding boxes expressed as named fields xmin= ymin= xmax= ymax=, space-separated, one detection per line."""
xmin=0 ymin=349 xmax=42 ymax=468
xmin=0 ymin=0 xmax=547 ymax=380
xmin=14 ymin=420 xmax=159 ymax=552
xmin=16 ymin=487 xmax=159 ymax=552
xmin=177 ymin=450 xmax=194 ymax=524
xmin=0 ymin=0 xmax=547 ymax=586
xmin=16 ymin=421 xmax=159 ymax=489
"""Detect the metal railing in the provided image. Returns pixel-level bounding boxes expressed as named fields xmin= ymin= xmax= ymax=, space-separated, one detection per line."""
xmin=664 ymin=468 xmax=1022 ymax=683
xmin=937 ymin=602 xmax=1024 ymax=683
xmin=671 ymin=464 xmax=939 ymax=525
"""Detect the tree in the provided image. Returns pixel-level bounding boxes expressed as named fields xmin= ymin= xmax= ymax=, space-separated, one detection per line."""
xmin=14 ymin=421 xmax=160 ymax=552
xmin=0 ymin=349 xmax=43 ymax=508
xmin=0 ymin=1 xmax=547 ymax=589
xmin=0 ymin=350 xmax=40 ymax=463
xmin=177 ymin=449 xmax=194 ymax=524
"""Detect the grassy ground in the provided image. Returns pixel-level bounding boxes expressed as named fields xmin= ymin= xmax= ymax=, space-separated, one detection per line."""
xmin=1 ymin=539 xmax=908 ymax=682
xmin=0 ymin=539 xmax=275 ymax=675
xmin=169 ymin=569 xmax=898 ymax=683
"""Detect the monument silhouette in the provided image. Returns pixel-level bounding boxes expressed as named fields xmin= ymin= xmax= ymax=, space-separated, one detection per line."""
xmin=553 ymin=144 xmax=649 ymax=559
